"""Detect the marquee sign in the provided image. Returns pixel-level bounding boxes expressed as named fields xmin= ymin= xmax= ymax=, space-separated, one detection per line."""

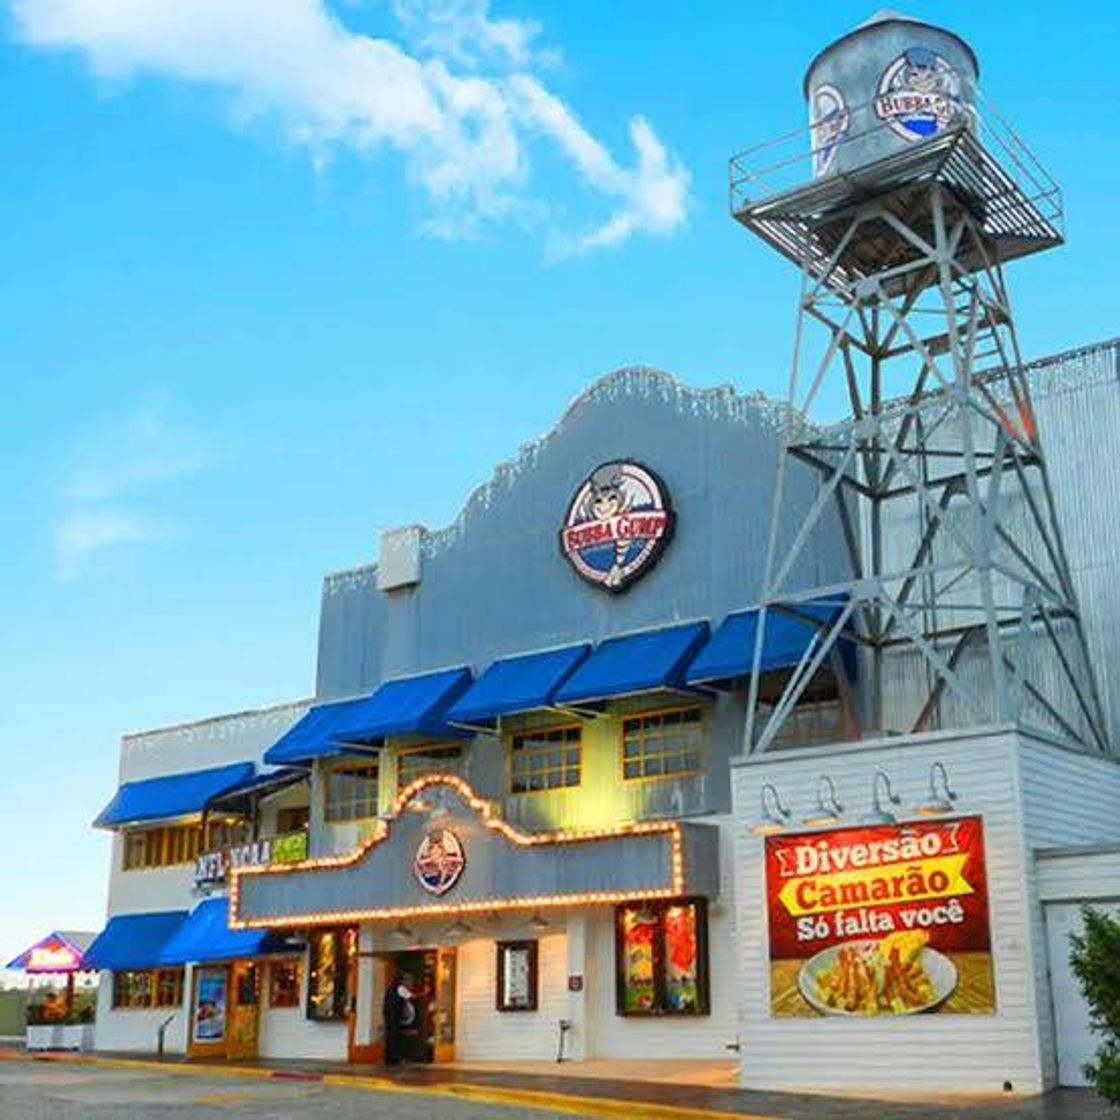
xmin=414 ymin=828 xmax=466 ymax=896
xmin=559 ymin=461 xmax=674 ymax=593
xmin=26 ymin=942 xmax=82 ymax=973
xmin=764 ymin=816 xmax=995 ymax=1017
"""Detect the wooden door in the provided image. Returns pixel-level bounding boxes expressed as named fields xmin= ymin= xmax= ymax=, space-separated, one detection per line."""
xmin=432 ymin=947 xmax=457 ymax=1064
xmin=227 ymin=961 xmax=261 ymax=1060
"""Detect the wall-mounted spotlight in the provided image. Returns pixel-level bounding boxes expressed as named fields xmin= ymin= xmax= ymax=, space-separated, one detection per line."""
xmin=861 ymin=770 xmax=901 ymax=825
xmin=441 ymin=919 xmax=473 ymax=942
xmin=913 ymin=761 xmax=958 ymax=815
xmin=528 ymin=912 xmax=551 ymax=933
xmin=751 ymin=782 xmax=791 ymax=836
xmin=388 ymin=923 xmax=414 ymax=944
xmin=803 ymin=775 xmax=844 ymax=827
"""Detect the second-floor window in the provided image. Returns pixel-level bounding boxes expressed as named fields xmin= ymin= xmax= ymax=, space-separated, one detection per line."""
xmin=324 ymin=761 xmax=381 ymax=822
xmin=621 ymin=707 xmax=703 ymax=781
xmin=275 ymin=805 xmax=310 ymax=834
xmin=509 ymin=725 xmax=581 ymax=793
xmin=396 ymin=744 xmax=463 ymax=792
xmin=122 ymin=825 xmax=203 ymax=870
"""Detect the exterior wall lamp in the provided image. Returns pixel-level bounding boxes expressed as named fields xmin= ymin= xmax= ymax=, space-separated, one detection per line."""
xmin=751 ymin=782 xmax=791 ymax=835
xmin=442 ymin=919 xmax=472 ymax=942
xmin=913 ymin=761 xmax=958 ymax=815
xmin=388 ymin=923 xmax=414 ymax=944
xmin=861 ymin=770 xmax=901 ymax=825
xmin=802 ymin=775 xmax=844 ymax=827
xmin=529 ymin=912 xmax=551 ymax=932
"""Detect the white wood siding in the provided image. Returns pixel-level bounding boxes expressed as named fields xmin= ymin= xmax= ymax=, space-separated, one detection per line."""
xmin=585 ymin=815 xmax=741 ymax=1060
xmin=731 ymin=727 xmax=1046 ymax=1094
xmin=258 ymin=952 xmax=348 ymax=1061
xmin=454 ymin=932 xmax=569 ymax=1061
xmin=1019 ymin=741 xmax=1120 ymax=1086
xmin=92 ymin=972 xmax=187 ymax=1055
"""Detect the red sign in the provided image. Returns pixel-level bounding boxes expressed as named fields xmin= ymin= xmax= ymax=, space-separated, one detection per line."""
xmin=765 ymin=816 xmax=995 ymax=1017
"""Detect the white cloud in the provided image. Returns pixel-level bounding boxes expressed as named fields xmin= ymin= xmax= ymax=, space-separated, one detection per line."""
xmin=10 ymin=0 xmax=690 ymax=252
xmin=54 ymin=508 xmax=172 ymax=580
xmin=63 ymin=408 xmax=213 ymax=502
xmin=53 ymin=407 xmax=210 ymax=578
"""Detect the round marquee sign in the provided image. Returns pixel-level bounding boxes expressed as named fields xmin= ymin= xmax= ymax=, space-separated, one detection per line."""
xmin=559 ymin=460 xmax=674 ymax=593
xmin=413 ymin=828 xmax=466 ymax=896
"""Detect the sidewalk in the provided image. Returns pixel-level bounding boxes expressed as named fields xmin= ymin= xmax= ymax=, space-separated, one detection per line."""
xmin=6 ymin=1047 xmax=1115 ymax=1120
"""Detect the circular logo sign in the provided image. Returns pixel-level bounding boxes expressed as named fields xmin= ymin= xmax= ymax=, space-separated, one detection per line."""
xmin=559 ymin=460 xmax=674 ymax=593
xmin=810 ymin=83 xmax=850 ymax=176
xmin=413 ymin=828 xmax=465 ymax=896
xmin=874 ymin=47 xmax=964 ymax=142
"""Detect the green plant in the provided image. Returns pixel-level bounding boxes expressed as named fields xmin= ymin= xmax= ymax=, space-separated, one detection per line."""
xmin=1069 ymin=905 xmax=1120 ymax=1103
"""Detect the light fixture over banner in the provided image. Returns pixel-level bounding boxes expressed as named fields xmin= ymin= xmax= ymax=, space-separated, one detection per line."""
xmin=559 ymin=460 xmax=674 ymax=593
xmin=764 ymin=816 xmax=995 ymax=1018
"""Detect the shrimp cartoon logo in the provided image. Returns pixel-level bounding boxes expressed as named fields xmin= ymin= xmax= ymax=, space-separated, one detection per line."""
xmin=810 ymin=84 xmax=850 ymax=176
xmin=413 ymin=828 xmax=466 ymax=896
xmin=559 ymin=460 xmax=674 ymax=593
xmin=874 ymin=46 xmax=964 ymax=141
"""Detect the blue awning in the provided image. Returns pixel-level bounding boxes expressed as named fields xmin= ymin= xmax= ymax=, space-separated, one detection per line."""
xmin=82 ymin=911 xmax=188 ymax=971
xmin=94 ymin=761 xmax=257 ymax=829
xmin=446 ymin=644 xmax=591 ymax=728
xmin=686 ymin=597 xmax=850 ymax=685
xmin=553 ymin=621 xmax=709 ymax=706
xmin=157 ymin=898 xmax=298 ymax=965
xmin=265 ymin=667 xmax=473 ymax=765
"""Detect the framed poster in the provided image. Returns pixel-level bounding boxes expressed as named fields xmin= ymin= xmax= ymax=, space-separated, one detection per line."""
xmin=496 ymin=941 xmax=538 ymax=1012
xmin=193 ymin=966 xmax=228 ymax=1042
xmin=765 ymin=815 xmax=995 ymax=1018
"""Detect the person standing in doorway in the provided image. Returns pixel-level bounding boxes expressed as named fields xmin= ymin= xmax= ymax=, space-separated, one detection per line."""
xmin=383 ymin=971 xmax=415 ymax=1066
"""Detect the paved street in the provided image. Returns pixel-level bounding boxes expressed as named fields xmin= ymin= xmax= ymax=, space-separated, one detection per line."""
xmin=0 ymin=1061 xmax=595 ymax=1120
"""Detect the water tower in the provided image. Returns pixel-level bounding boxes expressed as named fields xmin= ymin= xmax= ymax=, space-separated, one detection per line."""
xmin=731 ymin=12 xmax=1110 ymax=754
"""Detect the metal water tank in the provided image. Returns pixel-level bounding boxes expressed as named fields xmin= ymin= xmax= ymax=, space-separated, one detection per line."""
xmin=805 ymin=9 xmax=979 ymax=177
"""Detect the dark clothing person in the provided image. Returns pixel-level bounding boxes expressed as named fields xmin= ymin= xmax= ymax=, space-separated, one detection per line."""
xmin=382 ymin=977 xmax=415 ymax=1065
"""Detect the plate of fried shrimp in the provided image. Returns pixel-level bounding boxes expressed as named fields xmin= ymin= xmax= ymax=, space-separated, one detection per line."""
xmin=797 ymin=930 xmax=958 ymax=1016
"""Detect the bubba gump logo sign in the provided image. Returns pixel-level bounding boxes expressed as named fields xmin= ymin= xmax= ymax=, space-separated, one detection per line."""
xmin=765 ymin=816 xmax=995 ymax=1018
xmin=559 ymin=461 xmax=674 ymax=593
xmin=874 ymin=46 xmax=965 ymax=141
xmin=414 ymin=828 xmax=466 ymax=896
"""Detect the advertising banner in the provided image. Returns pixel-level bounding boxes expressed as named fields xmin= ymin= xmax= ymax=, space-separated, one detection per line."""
xmin=194 ymin=967 xmax=228 ymax=1042
xmin=765 ymin=815 xmax=995 ymax=1017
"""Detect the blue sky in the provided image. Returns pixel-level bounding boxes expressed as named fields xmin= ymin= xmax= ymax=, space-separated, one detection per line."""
xmin=1 ymin=0 xmax=1117 ymax=969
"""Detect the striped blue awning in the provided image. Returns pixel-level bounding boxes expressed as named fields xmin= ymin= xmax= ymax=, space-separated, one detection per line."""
xmin=686 ymin=597 xmax=850 ymax=685
xmin=553 ymin=621 xmax=709 ymax=706
xmin=93 ymin=762 xmax=256 ymax=829
xmin=157 ymin=898 xmax=298 ymax=965
xmin=265 ymin=667 xmax=473 ymax=765
xmin=82 ymin=912 xmax=188 ymax=971
xmin=447 ymin=644 xmax=591 ymax=728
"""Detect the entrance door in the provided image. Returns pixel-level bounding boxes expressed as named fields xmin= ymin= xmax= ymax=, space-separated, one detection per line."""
xmin=227 ymin=961 xmax=261 ymax=1060
xmin=380 ymin=948 xmax=457 ymax=1065
xmin=188 ymin=965 xmax=230 ymax=1059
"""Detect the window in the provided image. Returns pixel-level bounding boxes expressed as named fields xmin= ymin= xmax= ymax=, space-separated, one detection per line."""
xmin=269 ymin=960 xmax=301 ymax=1008
xmin=276 ymin=806 xmax=310 ymax=834
xmin=112 ymin=968 xmax=184 ymax=1009
xmin=496 ymin=941 xmax=538 ymax=1012
xmin=615 ymin=899 xmax=709 ymax=1017
xmin=397 ymin=745 xmax=463 ymax=792
xmin=121 ymin=825 xmax=207 ymax=870
xmin=510 ymin=726 xmax=581 ymax=793
xmin=324 ymin=762 xmax=380 ymax=822
xmin=760 ymin=698 xmax=843 ymax=751
xmin=622 ymin=708 xmax=703 ymax=781
xmin=306 ymin=928 xmax=354 ymax=1021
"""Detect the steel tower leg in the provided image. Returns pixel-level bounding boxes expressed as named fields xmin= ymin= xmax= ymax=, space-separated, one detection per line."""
xmin=745 ymin=181 xmax=1110 ymax=756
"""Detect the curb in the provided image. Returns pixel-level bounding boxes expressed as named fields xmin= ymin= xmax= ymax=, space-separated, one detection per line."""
xmin=15 ymin=1050 xmax=778 ymax=1120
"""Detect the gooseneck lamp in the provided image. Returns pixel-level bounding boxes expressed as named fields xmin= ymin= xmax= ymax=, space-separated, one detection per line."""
xmin=802 ymin=775 xmax=844 ymax=827
xmin=861 ymin=770 xmax=901 ymax=825
xmin=913 ymin=761 xmax=958 ymax=815
xmin=752 ymin=782 xmax=791 ymax=835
